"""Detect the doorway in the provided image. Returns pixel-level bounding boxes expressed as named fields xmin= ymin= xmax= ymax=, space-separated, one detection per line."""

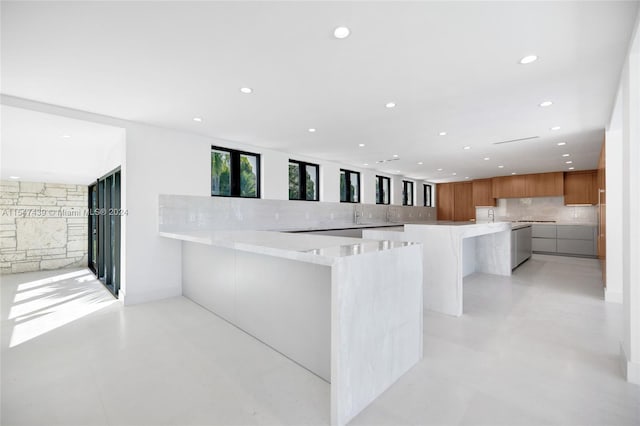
xmin=88 ymin=168 xmax=121 ymax=297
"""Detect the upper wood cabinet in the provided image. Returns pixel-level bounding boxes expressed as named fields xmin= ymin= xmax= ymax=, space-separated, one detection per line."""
xmin=472 ymin=179 xmax=496 ymax=207
xmin=436 ymin=182 xmax=454 ymax=221
xmin=453 ymin=182 xmax=475 ymax=221
xmin=564 ymin=170 xmax=597 ymax=205
xmin=492 ymin=172 xmax=563 ymax=198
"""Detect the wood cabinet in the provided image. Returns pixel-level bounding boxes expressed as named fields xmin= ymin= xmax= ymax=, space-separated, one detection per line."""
xmin=472 ymin=179 xmax=496 ymax=206
xmin=436 ymin=183 xmax=454 ymax=221
xmin=492 ymin=172 xmax=563 ymax=198
xmin=526 ymin=172 xmax=564 ymax=197
xmin=564 ymin=170 xmax=597 ymax=205
xmin=453 ymin=182 xmax=474 ymax=221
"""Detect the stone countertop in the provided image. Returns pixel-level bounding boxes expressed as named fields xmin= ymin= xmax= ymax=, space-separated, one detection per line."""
xmin=159 ymin=229 xmax=418 ymax=266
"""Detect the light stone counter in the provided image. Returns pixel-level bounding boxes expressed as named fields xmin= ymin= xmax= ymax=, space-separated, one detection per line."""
xmin=363 ymin=221 xmax=512 ymax=317
xmin=160 ymin=228 xmax=423 ymax=426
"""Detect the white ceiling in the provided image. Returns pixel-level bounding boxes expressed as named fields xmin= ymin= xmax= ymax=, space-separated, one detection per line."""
xmin=0 ymin=106 xmax=125 ymax=185
xmin=1 ymin=1 xmax=638 ymax=183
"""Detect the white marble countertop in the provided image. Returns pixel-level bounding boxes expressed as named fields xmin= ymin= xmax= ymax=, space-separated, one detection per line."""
xmin=160 ymin=229 xmax=418 ymax=266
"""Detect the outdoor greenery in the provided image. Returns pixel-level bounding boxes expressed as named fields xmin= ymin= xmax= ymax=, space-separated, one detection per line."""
xmin=289 ymin=162 xmax=317 ymax=200
xmin=211 ymin=150 xmax=258 ymax=197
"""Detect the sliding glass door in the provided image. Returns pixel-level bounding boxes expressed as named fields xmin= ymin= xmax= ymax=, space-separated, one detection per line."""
xmin=88 ymin=168 xmax=121 ymax=297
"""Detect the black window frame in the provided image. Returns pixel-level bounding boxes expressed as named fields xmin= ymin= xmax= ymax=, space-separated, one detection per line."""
xmin=376 ymin=175 xmax=391 ymax=205
xmin=403 ymin=180 xmax=414 ymax=206
xmin=423 ymin=183 xmax=433 ymax=207
xmin=211 ymin=145 xmax=261 ymax=198
xmin=340 ymin=168 xmax=361 ymax=203
xmin=289 ymin=159 xmax=320 ymax=201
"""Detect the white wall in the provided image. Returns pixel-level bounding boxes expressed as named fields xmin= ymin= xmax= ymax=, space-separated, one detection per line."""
xmin=607 ymin=11 xmax=640 ymax=385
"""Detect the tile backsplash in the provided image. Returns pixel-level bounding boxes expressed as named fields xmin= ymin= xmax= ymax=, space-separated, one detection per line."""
xmin=476 ymin=197 xmax=597 ymax=224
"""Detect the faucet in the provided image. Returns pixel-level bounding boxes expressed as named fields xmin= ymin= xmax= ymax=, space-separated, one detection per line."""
xmin=488 ymin=209 xmax=495 ymax=223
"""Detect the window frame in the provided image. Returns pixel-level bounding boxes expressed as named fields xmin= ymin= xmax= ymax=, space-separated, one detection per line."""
xmin=402 ymin=180 xmax=414 ymax=206
xmin=211 ymin=145 xmax=261 ymax=198
xmin=376 ymin=175 xmax=391 ymax=205
xmin=423 ymin=183 xmax=433 ymax=207
xmin=340 ymin=168 xmax=361 ymax=203
xmin=289 ymin=159 xmax=320 ymax=201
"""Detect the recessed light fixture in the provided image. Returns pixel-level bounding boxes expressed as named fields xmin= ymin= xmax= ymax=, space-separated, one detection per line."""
xmin=396 ymin=170 xmax=401 ymax=173
xmin=334 ymin=26 xmax=350 ymax=39
xmin=483 ymin=157 xmax=490 ymax=161
xmin=9 ymin=176 xmax=20 ymax=179
xmin=539 ymin=101 xmax=553 ymax=107
xmin=363 ymin=163 xmax=369 ymax=166
xmin=240 ymin=87 xmax=253 ymax=94
xmin=512 ymin=172 xmax=517 ymax=175
xmin=437 ymin=168 xmax=443 ymax=171
xmin=498 ymin=165 xmax=505 ymax=168
xmin=61 ymin=134 xmax=71 ymax=138
xmin=308 ymin=128 xmax=316 ymax=133
xmin=193 ymin=117 xmax=203 ymax=122
xmin=358 ymin=143 xmax=365 ymax=147
xmin=565 ymin=160 xmax=573 ymax=164
xmin=519 ymin=55 xmax=538 ymax=64
xmin=463 ymin=146 xmax=471 ymax=150
xmin=417 ymin=161 xmax=423 ymax=165
xmin=452 ymin=172 xmax=457 ymax=176
xmin=568 ymin=167 xmax=575 ymax=170
xmin=393 ymin=154 xmax=399 ymax=158
xmin=562 ymin=154 xmax=570 ymax=157
xmin=465 ymin=176 xmax=470 ymax=179
xmin=385 ymin=102 xmax=396 ymax=109
xmin=557 ymin=142 xmax=566 ymax=146
xmin=439 ymin=131 xmax=447 ymax=136
xmin=551 ymin=126 xmax=561 ymax=131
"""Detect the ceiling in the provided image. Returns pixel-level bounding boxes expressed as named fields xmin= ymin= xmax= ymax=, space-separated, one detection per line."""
xmin=0 ymin=105 xmax=125 ymax=185
xmin=1 ymin=1 xmax=638 ymax=183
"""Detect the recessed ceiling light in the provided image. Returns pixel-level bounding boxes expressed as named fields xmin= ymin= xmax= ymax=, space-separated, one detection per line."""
xmin=417 ymin=161 xmax=423 ymax=165
xmin=452 ymin=172 xmax=457 ymax=176
xmin=358 ymin=143 xmax=365 ymax=147
xmin=61 ymin=134 xmax=71 ymax=138
xmin=240 ymin=87 xmax=253 ymax=94
xmin=393 ymin=154 xmax=399 ymax=158
xmin=465 ymin=176 xmax=470 ymax=179
xmin=463 ymin=146 xmax=471 ymax=150
xmin=568 ymin=167 xmax=575 ymax=170
xmin=363 ymin=163 xmax=369 ymax=166
xmin=439 ymin=131 xmax=447 ymax=136
xmin=565 ymin=160 xmax=573 ymax=164
xmin=9 ymin=176 xmax=20 ymax=179
xmin=308 ymin=128 xmax=316 ymax=133
xmin=483 ymin=157 xmax=490 ymax=161
xmin=193 ymin=117 xmax=203 ymax=122
xmin=498 ymin=165 xmax=505 ymax=168
xmin=562 ymin=153 xmax=570 ymax=157
xmin=512 ymin=172 xmax=517 ymax=175
xmin=551 ymin=126 xmax=561 ymax=131
xmin=385 ymin=102 xmax=396 ymax=109
xmin=539 ymin=101 xmax=553 ymax=107
xmin=334 ymin=26 xmax=350 ymax=39
xmin=519 ymin=55 xmax=538 ymax=64
xmin=557 ymin=142 xmax=566 ymax=146
xmin=437 ymin=168 xmax=443 ymax=171
xmin=396 ymin=170 xmax=401 ymax=173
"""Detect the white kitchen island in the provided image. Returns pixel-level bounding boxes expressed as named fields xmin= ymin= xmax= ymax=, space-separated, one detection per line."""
xmin=363 ymin=222 xmax=511 ymax=317
xmin=160 ymin=229 xmax=423 ymax=426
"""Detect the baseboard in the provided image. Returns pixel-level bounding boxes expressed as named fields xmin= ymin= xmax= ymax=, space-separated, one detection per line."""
xmin=605 ymin=288 xmax=623 ymax=303
xmin=620 ymin=343 xmax=640 ymax=385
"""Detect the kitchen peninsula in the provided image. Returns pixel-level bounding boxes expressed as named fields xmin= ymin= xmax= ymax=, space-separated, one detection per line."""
xmin=159 ymin=196 xmax=425 ymax=426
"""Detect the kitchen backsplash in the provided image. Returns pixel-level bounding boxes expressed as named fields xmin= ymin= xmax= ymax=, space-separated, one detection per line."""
xmin=476 ymin=196 xmax=597 ymax=224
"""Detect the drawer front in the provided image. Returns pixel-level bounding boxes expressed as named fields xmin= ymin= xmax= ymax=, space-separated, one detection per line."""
xmin=532 ymin=237 xmax=557 ymax=252
xmin=557 ymin=239 xmax=595 ymax=256
xmin=556 ymin=225 xmax=596 ymax=240
xmin=532 ymin=224 xmax=557 ymax=238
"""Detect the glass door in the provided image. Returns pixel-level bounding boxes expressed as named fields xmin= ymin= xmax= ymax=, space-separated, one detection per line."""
xmin=88 ymin=183 xmax=98 ymax=274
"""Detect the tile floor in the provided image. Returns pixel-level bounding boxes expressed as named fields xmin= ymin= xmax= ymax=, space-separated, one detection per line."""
xmin=1 ymin=255 xmax=638 ymax=425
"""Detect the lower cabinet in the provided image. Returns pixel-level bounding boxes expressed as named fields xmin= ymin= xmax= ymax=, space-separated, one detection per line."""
xmin=511 ymin=225 xmax=532 ymax=269
xmin=532 ymin=224 xmax=596 ymax=257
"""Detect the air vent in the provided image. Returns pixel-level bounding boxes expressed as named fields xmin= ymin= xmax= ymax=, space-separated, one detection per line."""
xmin=375 ymin=158 xmax=400 ymax=164
xmin=492 ymin=136 xmax=539 ymax=145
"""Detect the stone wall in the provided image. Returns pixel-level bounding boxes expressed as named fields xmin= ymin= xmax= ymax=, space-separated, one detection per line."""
xmin=0 ymin=180 xmax=88 ymax=274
